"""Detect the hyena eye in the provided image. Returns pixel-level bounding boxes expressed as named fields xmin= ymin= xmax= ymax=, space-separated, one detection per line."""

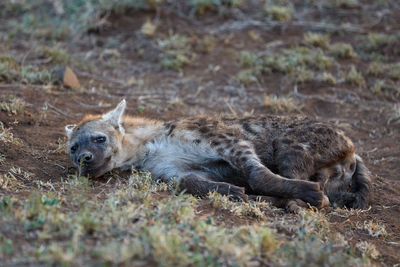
xmin=70 ymin=144 xmax=78 ymax=153
xmin=93 ymin=136 xmax=107 ymax=143
xmin=349 ymin=162 xmax=356 ymax=172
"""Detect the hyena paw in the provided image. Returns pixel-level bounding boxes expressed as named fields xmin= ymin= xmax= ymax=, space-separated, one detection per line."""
xmin=299 ymin=182 xmax=327 ymax=207
xmin=286 ymin=196 xmax=329 ymax=213
xmin=286 ymin=199 xmax=308 ymax=213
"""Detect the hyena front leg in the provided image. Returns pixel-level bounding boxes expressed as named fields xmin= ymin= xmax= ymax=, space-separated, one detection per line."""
xmin=270 ymin=142 xmax=323 ymax=210
xmin=210 ymin=138 xmax=326 ymax=207
xmin=273 ymin=137 xmax=316 ymax=180
xmin=178 ymin=172 xmax=248 ymax=201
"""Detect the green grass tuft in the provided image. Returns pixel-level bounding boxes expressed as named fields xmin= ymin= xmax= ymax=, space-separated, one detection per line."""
xmin=329 ymin=42 xmax=357 ymax=59
xmin=264 ymin=5 xmax=292 ymax=21
xmin=304 ymin=32 xmax=330 ymax=48
xmin=158 ymin=33 xmax=193 ymax=71
xmin=345 ymin=65 xmax=366 ymax=87
xmin=35 ymin=45 xmax=70 ymax=65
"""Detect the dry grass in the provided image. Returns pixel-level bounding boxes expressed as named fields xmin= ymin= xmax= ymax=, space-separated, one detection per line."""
xmin=237 ymin=69 xmax=260 ymax=85
xmin=208 ymin=192 xmax=272 ymax=218
xmin=264 ymin=95 xmax=301 ymax=113
xmin=264 ymin=5 xmax=292 ymax=22
xmin=0 ymin=56 xmax=53 ymax=85
xmin=345 ymin=65 xmax=366 ymax=87
xmin=237 ymin=46 xmax=335 ymax=85
xmin=0 ymin=167 xmax=33 ymax=191
xmin=357 ymin=220 xmax=388 ymax=238
xmin=158 ymin=33 xmax=193 ymax=71
xmin=304 ymin=32 xmax=330 ymax=48
xmin=35 ymin=45 xmax=70 ymax=65
xmin=0 ymin=171 xmax=370 ymax=266
xmin=195 ymin=35 xmax=216 ymax=54
xmin=318 ymin=72 xmax=337 ymax=85
xmin=329 ymin=43 xmax=357 ymax=59
xmin=0 ymin=96 xmax=26 ymax=115
xmin=356 ymin=241 xmax=380 ymax=260
xmin=0 ymin=121 xmax=23 ymax=146
xmin=141 ymin=19 xmax=158 ymax=37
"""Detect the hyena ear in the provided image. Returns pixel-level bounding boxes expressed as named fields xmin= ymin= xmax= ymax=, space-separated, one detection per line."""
xmin=102 ymin=99 xmax=126 ymax=134
xmin=65 ymin=124 xmax=76 ymax=139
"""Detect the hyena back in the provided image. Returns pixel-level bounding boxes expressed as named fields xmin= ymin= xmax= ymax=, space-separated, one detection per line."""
xmin=65 ymin=100 xmax=371 ymax=211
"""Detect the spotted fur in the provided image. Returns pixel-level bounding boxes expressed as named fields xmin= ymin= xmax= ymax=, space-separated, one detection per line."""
xmin=65 ymin=100 xmax=371 ymax=211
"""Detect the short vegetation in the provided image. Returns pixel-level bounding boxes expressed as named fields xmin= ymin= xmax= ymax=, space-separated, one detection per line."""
xmin=0 ymin=172 xmax=368 ymax=266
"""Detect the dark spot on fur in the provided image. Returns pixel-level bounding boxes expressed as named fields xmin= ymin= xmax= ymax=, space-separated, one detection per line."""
xmin=245 ymin=151 xmax=252 ymax=155
xmin=206 ymin=133 xmax=215 ymax=138
xmin=211 ymin=140 xmax=220 ymax=146
xmin=242 ymin=122 xmax=257 ymax=136
xmin=222 ymin=139 xmax=232 ymax=146
xmin=280 ymin=138 xmax=293 ymax=145
xmin=165 ymin=123 xmax=176 ymax=136
xmin=240 ymin=156 xmax=248 ymax=163
xmin=198 ymin=118 xmax=207 ymax=124
xmin=199 ymin=126 xmax=209 ymax=133
xmin=314 ymin=127 xmax=332 ymax=135
xmin=292 ymin=145 xmax=303 ymax=150
xmin=193 ymin=139 xmax=201 ymax=144
xmin=186 ymin=125 xmax=198 ymax=131
xmin=194 ymin=118 xmax=207 ymax=128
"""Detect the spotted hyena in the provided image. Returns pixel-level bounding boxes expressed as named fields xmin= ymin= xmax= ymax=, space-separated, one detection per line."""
xmin=65 ymin=100 xmax=371 ymax=211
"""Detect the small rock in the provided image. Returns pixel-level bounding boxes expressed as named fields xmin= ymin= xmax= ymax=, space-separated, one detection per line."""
xmin=53 ymin=66 xmax=80 ymax=90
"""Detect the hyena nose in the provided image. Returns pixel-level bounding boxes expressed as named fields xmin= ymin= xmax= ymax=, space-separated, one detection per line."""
xmin=78 ymin=152 xmax=93 ymax=164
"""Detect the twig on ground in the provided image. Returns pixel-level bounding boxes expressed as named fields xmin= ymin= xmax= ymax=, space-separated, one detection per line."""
xmin=43 ymin=101 xmax=76 ymax=118
xmin=73 ymin=99 xmax=112 ymax=109
xmin=225 ymin=99 xmax=237 ymax=116
xmin=76 ymin=70 xmax=127 ymax=85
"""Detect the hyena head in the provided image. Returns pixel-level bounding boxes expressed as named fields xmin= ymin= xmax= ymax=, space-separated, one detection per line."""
xmin=323 ymin=153 xmax=357 ymax=195
xmin=65 ymin=100 xmax=126 ymax=178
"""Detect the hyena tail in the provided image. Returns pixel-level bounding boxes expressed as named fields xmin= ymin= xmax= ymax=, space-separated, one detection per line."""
xmin=349 ymin=154 xmax=372 ymax=209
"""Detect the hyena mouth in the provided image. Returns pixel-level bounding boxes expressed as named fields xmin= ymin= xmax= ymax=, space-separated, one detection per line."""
xmin=78 ymin=166 xmax=93 ymax=177
xmin=78 ymin=156 xmax=112 ymax=178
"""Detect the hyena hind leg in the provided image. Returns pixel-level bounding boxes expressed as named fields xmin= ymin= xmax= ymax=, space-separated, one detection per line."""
xmin=178 ymin=172 xmax=248 ymax=201
xmin=210 ymin=139 xmax=324 ymax=207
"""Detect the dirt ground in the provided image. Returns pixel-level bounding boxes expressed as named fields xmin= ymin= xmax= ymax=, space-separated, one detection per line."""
xmin=1 ymin=1 xmax=400 ymax=265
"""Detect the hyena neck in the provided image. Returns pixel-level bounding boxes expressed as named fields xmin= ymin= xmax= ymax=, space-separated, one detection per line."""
xmin=115 ymin=116 xmax=164 ymax=169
